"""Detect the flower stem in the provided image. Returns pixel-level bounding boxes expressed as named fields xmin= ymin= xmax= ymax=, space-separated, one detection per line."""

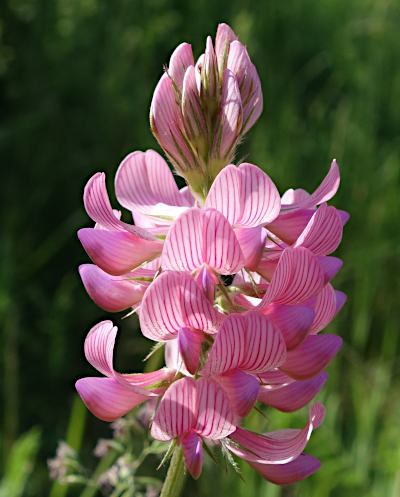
xmin=160 ymin=446 xmax=186 ymax=497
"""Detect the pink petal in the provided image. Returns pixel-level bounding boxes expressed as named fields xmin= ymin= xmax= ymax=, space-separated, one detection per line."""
xmin=339 ymin=209 xmax=350 ymax=225
xmin=258 ymin=370 xmax=293 ymax=385
xmin=228 ymin=402 xmax=325 ymax=464
xmin=84 ymin=320 xmax=116 ymax=377
xmin=242 ymin=63 xmax=263 ymax=133
xmin=78 ymin=228 xmax=162 ymax=276
xmin=267 ymin=209 xmax=314 ymax=245
xmin=140 ymin=271 xmax=222 ymax=341
xmin=161 ymin=208 xmax=244 ymax=274
xmin=205 ymin=163 xmax=280 ymax=227
xmin=182 ymin=65 xmax=207 ymax=142
xmin=79 ymin=264 xmax=149 ymax=312
xmin=195 ymin=377 xmax=236 ymax=439
xmin=281 ymin=335 xmax=342 ymax=380
xmin=215 ymin=23 xmax=237 ymax=70
xmin=235 ymin=227 xmax=268 ymax=270
xmin=295 ymin=203 xmax=343 ymax=256
xmin=194 ymin=265 xmax=217 ymax=303
xmin=216 ymin=369 xmax=260 ymax=417
xmin=262 ymin=304 xmax=314 ymax=350
xmin=180 ymin=431 xmax=204 ymax=480
xmin=335 ymin=290 xmax=347 ymax=315
xmin=212 ymin=69 xmax=242 ymax=159
xmin=115 ymin=150 xmax=190 ymax=217
xmin=248 ymin=453 xmax=321 ymax=485
xmin=178 ymin=327 xmax=204 ymax=375
xmin=309 ymin=284 xmax=337 ymax=334
xmin=281 ymin=160 xmax=340 ymax=210
xmin=76 ymin=377 xmax=148 ymax=422
xmin=151 ymin=377 xmax=197 ymax=441
xmin=317 ymin=256 xmax=343 ymax=283
xmin=201 ymin=36 xmax=218 ymax=99
xmin=258 ymin=372 xmax=328 ymax=412
xmin=169 ymin=42 xmax=194 ymax=91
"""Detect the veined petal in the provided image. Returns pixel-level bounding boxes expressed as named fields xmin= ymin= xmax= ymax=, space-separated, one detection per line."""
xmin=76 ymin=377 xmax=149 ymax=422
xmin=281 ymin=335 xmax=342 ymax=380
xmin=180 ymin=431 xmax=204 ymax=480
xmin=84 ymin=320 xmax=116 ymax=377
xmin=182 ymin=65 xmax=207 ymax=142
xmin=178 ymin=327 xmax=204 ymax=375
xmin=79 ymin=264 xmax=149 ymax=312
xmin=267 ymin=209 xmax=314 ymax=245
xmin=216 ymin=369 xmax=260 ymax=417
xmin=295 ymin=203 xmax=343 ymax=256
xmin=258 ymin=372 xmax=328 ymax=412
xmin=235 ymin=227 xmax=267 ymax=270
xmin=262 ymin=304 xmax=314 ymax=350
xmin=228 ymin=403 xmax=325 ymax=464
xmin=162 ymin=208 xmax=244 ymax=274
xmin=281 ymin=160 xmax=340 ymax=210
xmin=169 ymin=42 xmax=194 ymax=91
xmin=317 ymin=256 xmax=343 ymax=283
xmin=78 ymin=228 xmax=162 ymax=276
xmin=151 ymin=377 xmax=197 ymax=441
xmin=309 ymin=284 xmax=337 ymax=334
xmin=195 ymin=378 xmax=236 ymax=439
xmin=248 ymin=453 xmax=321 ymax=485
xmin=215 ymin=23 xmax=237 ymax=70
xmin=242 ymin=62 xmax=263 ymax=133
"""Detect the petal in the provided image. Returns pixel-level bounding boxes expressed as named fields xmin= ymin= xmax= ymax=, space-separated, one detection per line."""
xmin=178 ymin=327 xmax=204 ymax=375
xmin=317 ymin=256 xmax=343 ymax=283
xmin=140 ymin=271 xmax=222 ymax=341
xmin=161 ymin=208 xmax=244 ymax=274
xmin=262 ymin=304 xmax=314 ymax=350
xmin=180 ymin=431 xmax=203 ymax=479
xmin=78 ymin=228 xmax=162 ymax=276
xmin=76 ymin=377 xmax=148 ymax=422
xmin=248 ymin=453 xmax=321 ymax=485
xmin=281 ymin=335 xmax=342 ymax=380
xmin=215 ymin=23 xmax=237 ymax=70
xmin=258 ymin=372 xmax=328 ymax=412
xmin=201 ymin=36 xmax=218 ymax=99
xmin=216 ymin=369 xmax=260 ymax=417
xmin=309 ymin=284 xmax=337 ymax=334
xmin=169 ymin=42 xmax=194 ymax=91
xmin=205 ymin=163 xmax=280 ymax=227
xmin=182 ymin=65 xmax=208 ymax=142
xmin=335 ymin=290 xmax=347 ymax=315
xmin=294 ymin=203 xmax=343 ymax=256
xmin=79 ymin=264 xmax=149 ymax=312
xmin=151 ymin=377 xmax=197 ymax=441
xmin=235 ymin=227 xmax=267 ymax=270
xmin=281 ymin=160 xmax=340 ymax=210
xmin=228 ymin=402 xmax=325 ymax=464
xmin=195 ymin=377 xmax=236 ymax=439
xmin=267 ymin=209 xmax=314 ymax=245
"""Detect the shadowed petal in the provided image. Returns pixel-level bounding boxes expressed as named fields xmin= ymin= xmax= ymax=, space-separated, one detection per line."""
xmin=309 ymin=284 xmax=337 ymax=334
xmin=267 ymin=209 xmax=314 ymax=245
xmin=180 ymin=431 xmax=204 ymax=480
xmin=169 ymin=42 xmax=194 ymax=91
xmin=215 ymin=23 xmax=237 ymax=70
xmin=178 ymin=327 xmax=204 ymax=375
xmin=216 ymin=369 xmax=260 ymax=417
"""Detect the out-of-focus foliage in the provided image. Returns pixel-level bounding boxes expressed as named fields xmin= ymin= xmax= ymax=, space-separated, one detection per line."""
xmin=1 ymin=0 xmax=399 ymax=496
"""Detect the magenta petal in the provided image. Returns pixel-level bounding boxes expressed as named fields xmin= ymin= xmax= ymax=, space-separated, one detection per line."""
xmin=295 ymin=203 xmax=343 ymax=256
xmin=281 ymin=335 xmax=342 ymax=380
xmin=178 ymin=327 xmax=204 ymax=375
xmin=151 ymin=377 xmax=197 ymax=441
xmin=248 ymin=453 xmax=321 ymax=485
xmin=78 ymin=228 xmax=162 ymax=276
xmin=195 ymin=377 xmax=236 ymax=439
xmin=84 ymin=320 xmax=117 ymax=377
xmin=228 ymin=402 xmax=325 ymax=464
xmin=309 ymin=284 xmax=337 ymax=334
xmin=180 ymin=431 xmax=204 ymax=480
xmin=235 ymin=227 xmax=267 ymax=270
xmin=317 ymin=256 xmax=343 ymax=283
xmin=76 ymin=377 xmax=148 ymax=422
xmin=267 ymin=209 xmax=314 ymax=245
xmin=79 ymin=264 xmax=148 ymax=312
xmin=262 ymin=304 xmax=314 ymax=350
xmin=335 ymin=290 xmax=347 ymax=315
xmin=258 ymin=372 xmax=328 ymax=412
xmin=281 ymin=160 xmax=340 ymax=210
xmin=217 ymin=369 xmax=260 ymax=417
xmin=169 ymin=42 xmax=194 ymax=91
xmin=162 ymin=208 xmax=244 ymax=274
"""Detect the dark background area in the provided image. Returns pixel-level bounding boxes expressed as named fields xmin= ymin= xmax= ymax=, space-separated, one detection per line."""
xmin=1 ymin=0 xmax=400 ymax=495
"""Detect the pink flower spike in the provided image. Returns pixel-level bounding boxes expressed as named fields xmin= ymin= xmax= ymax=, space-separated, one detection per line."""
xmin=212 ymin=69 xmax=242 ymax=159
xmin=205 ymin=163 xmax=281 ymax=227
xmin=217 ymin=369 xmax=260 ymax=417
xmin=281 ymin=335 xmax=342 ymax=380
xmin=178 ymin=327 xmax=204 ymax=375
xmin=294 ymin=203 xmax=343 ymax=256
xmin=77 ymin=228 xmax=162 ymax=276
xmin=195 ymin=377 xmax=236 ymax=439
xmin=79 ymin=264 xmax=150 ymax=312
xmin=180 ymin=431 xmax=204 ymax=480
xmin=168 ymin=42 xmax=194 ymax=91
xmin=140 ymin=271 xmax=222 ymax=342
xmin=75 ymin=377 xmax=149 ymax=422
xmin=248 ymin=453 xmax=321 ymax=485
xmin=281 ymin=160 xmax=340 ymax=210
xmin=161 ymin=208 xmax=244 ymax=274
xmin=228 ymin=402 xmax=325 ymax=464
xmin=215 ymin=23 xmax=237 ymax=70
xmin=151 ymin=377 xmax=197 ymax=441
xmin=258 ymin=372 xmax=328 ymax=412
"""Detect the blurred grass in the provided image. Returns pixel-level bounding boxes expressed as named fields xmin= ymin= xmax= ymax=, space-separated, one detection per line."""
xmin=1 ymin=0 xmax=399 ymax=495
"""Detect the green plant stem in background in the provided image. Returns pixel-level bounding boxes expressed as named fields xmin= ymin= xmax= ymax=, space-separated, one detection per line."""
xmin=160 ymin=446 xmax=186 ymax=497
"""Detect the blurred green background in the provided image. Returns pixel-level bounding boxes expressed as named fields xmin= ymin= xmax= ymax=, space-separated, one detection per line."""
xmin=1 ymin=0 xmax=400 ymax=495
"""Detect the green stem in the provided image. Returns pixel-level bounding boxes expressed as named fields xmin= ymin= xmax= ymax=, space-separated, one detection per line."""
xmin=160 ymin=446 xmax=186 ymax=497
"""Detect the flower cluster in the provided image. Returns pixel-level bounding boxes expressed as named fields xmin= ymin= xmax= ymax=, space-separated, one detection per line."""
xmin=75 ymin=23 xmax=348 ymax=486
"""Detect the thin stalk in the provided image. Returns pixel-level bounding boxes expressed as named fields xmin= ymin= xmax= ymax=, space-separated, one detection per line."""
xmin=159 ymin=446 xmax=186 ymax=497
